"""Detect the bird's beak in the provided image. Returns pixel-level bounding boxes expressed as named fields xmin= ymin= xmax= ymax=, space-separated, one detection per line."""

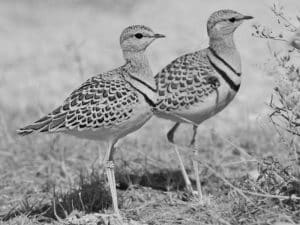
xmin=241 ymin=15 xmax=254 ymax=20
xmin=153 ymin=33 xmax=166 ymax=39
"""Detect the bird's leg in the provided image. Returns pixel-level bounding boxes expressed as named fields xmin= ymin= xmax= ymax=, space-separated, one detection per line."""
xmin=167 ymin=122 xmax=180 ymax=144
xmin=104 ymin=142 xmax=121 ymax=218
xmin=190 ymin=125 xmax=203 ymax=200
xmin=189 ymin=124 xmax=198 ymax=147
xmin=167 ymin=122 xmax=193 ymax=194
xmin=173 ymin=145 xmax=194 ymax=193
xmin=105 ymin=161 xmax=119 ymax=215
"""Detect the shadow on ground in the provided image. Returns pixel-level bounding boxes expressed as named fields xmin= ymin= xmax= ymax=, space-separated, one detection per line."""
xmin=1 ymin=169 xmax=196 ymax=223
xmin=2 ymin=157 xmax=300 ymax=224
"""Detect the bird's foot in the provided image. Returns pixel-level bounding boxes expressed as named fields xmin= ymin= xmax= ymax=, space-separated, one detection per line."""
xmin=65 ymin=211 xmax=124 ymax=225
xmin=102 ymin=213 xmax=146 ymax=225
xmin=106 ymin=214 xmax=123 ymax=225
xmin=93 ymin=213 xmax=123 ymax=225
xmin=180 ymin=187 xmax=211 ymax=205
xmin=179 ymin=187 xmax=199 ymax=202
xmin=192 ymin=193 xmax=212 ymax=207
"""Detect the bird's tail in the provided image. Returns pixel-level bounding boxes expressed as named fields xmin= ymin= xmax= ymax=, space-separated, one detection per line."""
xmin=16 ymin=116 xmax=53 ymax=136
xmin=17 ymin=105 xmax=69 ymax=136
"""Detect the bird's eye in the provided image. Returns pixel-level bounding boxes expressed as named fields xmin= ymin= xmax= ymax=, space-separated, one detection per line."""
xmin=228 ymin=17 xmax=236 ymax=23
xmin=134 ymin=33 xmax=143 ymax=39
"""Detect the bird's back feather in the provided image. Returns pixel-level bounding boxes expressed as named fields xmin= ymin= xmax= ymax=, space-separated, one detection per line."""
xmin=17 ymin=66 xmax=141 ymax=136
xmin=154 ymin=49 xmax=220 ymax=113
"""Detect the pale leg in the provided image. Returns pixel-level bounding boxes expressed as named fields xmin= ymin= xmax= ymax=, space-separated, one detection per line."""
xmin=104 ymin=141 xmax=121 ymax=217
xmin=173 ymin=145 xmax=193 ymax=193
xmin=167 ymin=122 xmax=194 ymax=193
xmin=190 ymin=125 xmax=203 ymax=200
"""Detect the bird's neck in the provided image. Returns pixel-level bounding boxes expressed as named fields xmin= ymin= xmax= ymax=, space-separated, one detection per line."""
xmin=209 ymin=34 xmax=241 ymax=72
xmin=122 ymin=50 xmax=158 ymax=106
xmin=123 ymin=50 xmax=156 ymax=89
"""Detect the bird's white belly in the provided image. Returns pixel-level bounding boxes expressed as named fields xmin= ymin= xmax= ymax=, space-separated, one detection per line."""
xmin=182 ymin=89 xmax=235 ymax=124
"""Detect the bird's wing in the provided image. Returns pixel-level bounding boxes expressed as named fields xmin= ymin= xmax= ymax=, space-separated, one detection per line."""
xmin=155 ymin=49 xmax=220 ymax=112
xmin=17 ymin=68 xmax=138 ymax=135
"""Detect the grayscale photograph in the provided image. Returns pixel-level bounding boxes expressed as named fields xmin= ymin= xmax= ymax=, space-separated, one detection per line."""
xmin=0 ymin=0 xmax=300 ymax=224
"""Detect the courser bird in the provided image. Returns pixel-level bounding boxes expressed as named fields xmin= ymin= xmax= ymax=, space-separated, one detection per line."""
xmin=17 ymin=25 xmax=165 ymax=220
xmin=153 ymin=9 xmax=253 ymax=199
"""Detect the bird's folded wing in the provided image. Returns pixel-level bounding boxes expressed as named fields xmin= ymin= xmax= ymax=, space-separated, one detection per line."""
xmin=17 ymin=72 xmax=138 ymax=135
xmin=154 ymin=50 xmax=220 ymax=112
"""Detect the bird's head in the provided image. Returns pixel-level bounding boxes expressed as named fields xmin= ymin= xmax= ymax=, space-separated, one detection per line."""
xmin=207 ymin=9 xmax=253 ymax=39
xmin=120 ymin=25 xmax=165 ymax=52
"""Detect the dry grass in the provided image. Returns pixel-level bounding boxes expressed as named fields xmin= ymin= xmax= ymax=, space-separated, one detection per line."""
xmin=0 ymin=0 xmax=300 ymax=224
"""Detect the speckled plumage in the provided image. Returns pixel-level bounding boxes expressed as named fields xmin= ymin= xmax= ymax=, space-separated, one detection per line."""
xmin=153 ymin=10 xmax=253 ymax=198
xmin=154 ymin=46 xmax=239 ymax=126
xmin=155 ymin=49 xmax=220 ymax=113
xmin=17 ymin=25 xmax=165 ymax=219
xmin=17 ymin=66 xmax=147 ymax=138
xmin=17 ymin=25 xmax=164 ymax=142
xmin=154 ymin=9 xmax=253 ymax=125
